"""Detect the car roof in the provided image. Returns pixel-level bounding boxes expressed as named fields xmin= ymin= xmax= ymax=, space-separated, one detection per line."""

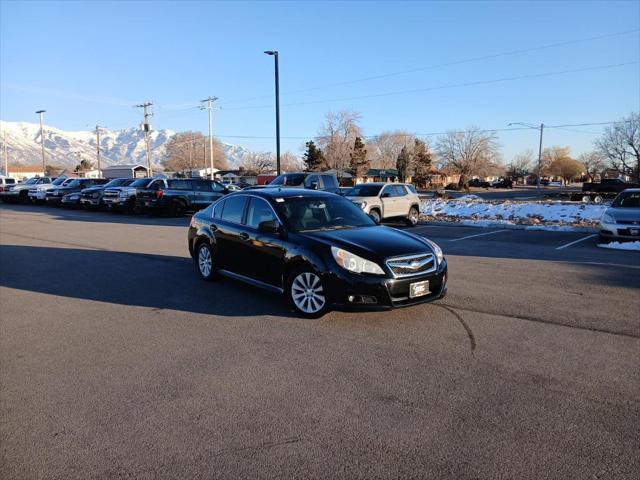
xmin=234 ymin=187 xmax=337 ymax=199
xmin=621 ymin=188 xmax=640 ymax=192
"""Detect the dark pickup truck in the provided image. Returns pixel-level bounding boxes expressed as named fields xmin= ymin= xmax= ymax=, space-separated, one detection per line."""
xmin=571 ymin=178 xmax=639 ymax=203
xmin=136 ymin=178 xmax=229 ymax=214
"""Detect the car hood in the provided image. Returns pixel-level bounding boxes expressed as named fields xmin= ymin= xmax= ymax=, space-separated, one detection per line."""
xmin=344 ymin=195 xmax=376 ymax=203
xmin=300 ymin=226 xmax=431 ymax=259
xmin=607 ymin=207 xmax=640 ymax=222
xmin=82 ymin=186 xmax=105 ymax=193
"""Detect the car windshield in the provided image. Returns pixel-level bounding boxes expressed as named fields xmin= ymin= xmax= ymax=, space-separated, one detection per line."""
xmin=129 ymin=178 xmax=150 ymax=187
xmin=52 ymin=177 xmax=67 ymax=185
xmin=612 ymin=191 xmax=640 ymax=208
xmin=23 ymin=178 xmax=39 ymax=185
xmin=104 ymin=178 xmax=129 ymax=188
xmin=345 ymin=184 xmax=383 ymax=197
xmin=66 ymin=180 xmax=82 ymax=188
xmin=269 ymin=174 xmax=306 ymax=186
xmin=276 ymin=196 xmax=376 ymax=232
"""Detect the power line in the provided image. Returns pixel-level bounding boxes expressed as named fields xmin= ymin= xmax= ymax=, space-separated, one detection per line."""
xmin=219 ymin=28 xmax=639 ymax=106
xmin=222 ymin=62 xmax=638 ymax=111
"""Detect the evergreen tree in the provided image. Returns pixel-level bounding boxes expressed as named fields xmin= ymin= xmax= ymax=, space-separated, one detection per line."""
xmin=303 ymin=140 xmax=326 ymax=171
xmin=396 ymin=146 xmax=411 ymax=182
xmin=349 ymin=136 xmax=369 ymax=180
xmin=412 ymin=138 xmax=433 ymax=188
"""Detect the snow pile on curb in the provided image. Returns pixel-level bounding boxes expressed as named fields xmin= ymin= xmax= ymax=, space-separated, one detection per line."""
xmin=597 ymin=241 xmax=640 ymax=251
xmin=420 ymin=198 xmax=607 ymax=229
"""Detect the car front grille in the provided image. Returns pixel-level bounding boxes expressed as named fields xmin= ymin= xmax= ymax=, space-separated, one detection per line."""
xmin=386 ymin=253 xmax=436 ymax=278
xmin=617 ymin=220 xmax=640 ymax=225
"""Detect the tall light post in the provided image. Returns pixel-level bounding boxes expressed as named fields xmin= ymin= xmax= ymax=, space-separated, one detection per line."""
xmin=35 ymin=110 xmax=46 ymax=174
xmin=264 ymin=50 xmax=281 ymax=176
xmin=200 ymin=96 xmax=218 ymax=179
xmin=508 ymin=122 xmax=544 ymax=189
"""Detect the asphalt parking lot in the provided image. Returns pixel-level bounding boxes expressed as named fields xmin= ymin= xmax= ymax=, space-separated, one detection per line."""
xmin=1 ymin=203 xmax=639 ymax=479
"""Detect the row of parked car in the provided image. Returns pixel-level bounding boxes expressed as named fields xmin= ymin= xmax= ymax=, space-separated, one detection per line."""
xmin=0 ymin=172 xmax=424 ymax=225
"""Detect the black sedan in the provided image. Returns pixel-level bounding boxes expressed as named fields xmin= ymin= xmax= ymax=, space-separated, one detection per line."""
xmin=188 ymin=189 xmax=447 ymax=317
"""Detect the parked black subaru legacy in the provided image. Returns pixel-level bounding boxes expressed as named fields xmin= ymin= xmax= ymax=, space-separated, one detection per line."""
xmin=188 ymin=189 xmax=447 ymax=317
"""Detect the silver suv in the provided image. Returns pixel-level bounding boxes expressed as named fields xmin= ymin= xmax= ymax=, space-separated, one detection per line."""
xmin=345 ymin=182 xmax=421 ymax=226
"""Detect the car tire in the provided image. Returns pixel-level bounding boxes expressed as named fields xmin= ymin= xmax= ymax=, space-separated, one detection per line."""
xmin=286 ymin=266 xmax=330 ymax=318
xmin=196 ymin=241 xmax=217 ymax=281
xmin=598 ymin=234 xmax=611 ymax=244
xmin=171 ymin=199 xmax=186 ymax=216
xmin=405 ymin=206 xmax=419 ymax=227
xmin=593 ymin=195 xmax=603 ymax=204
xmin=369 ymin=209 xmax=381 ymax=224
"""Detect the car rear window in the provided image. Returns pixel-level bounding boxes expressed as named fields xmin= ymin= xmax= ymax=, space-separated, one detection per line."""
xmin=168 ymin=179 xmax=194 ymax=190
xmin=4 ymin=178 xmax=16 ymax=184
xmin=221 ymin=195 xmax=247 ymax=224
xmin=322 ymin=175 xmax=338 ymax=189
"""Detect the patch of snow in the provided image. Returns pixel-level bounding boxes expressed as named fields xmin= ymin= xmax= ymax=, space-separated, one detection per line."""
xmin=597 ymin=241 xmax=640 ymax=251
xmin=420 ymin=198 xmax=607 ymax=228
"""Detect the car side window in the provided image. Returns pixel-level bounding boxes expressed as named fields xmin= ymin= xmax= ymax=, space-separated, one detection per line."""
xmin=381 ymin=185 xmax=394 ymax=197
xmin=394 ymin=185 xmax=407 ymax=196
xmin=322 ymin=175 xmax=338 ymax=189
xmin=213 ymin=200 xmax=224 ymax=219
xmin=304 ymin=175 xmax=319 ymax=189
xmin=212 ymin=182 xmax=226 ymax=192
xmin=168 ymin=179 xmax=193 ymax=190
xmin=194 ymin=180 xmax=212 ymax=192
xmin=148 ymin=180 xmax=164 ymax=190
xmin=246 ymin=197 xmax=277 ymax=229
xmin=220 ymin=196 xmax=247 ymax=224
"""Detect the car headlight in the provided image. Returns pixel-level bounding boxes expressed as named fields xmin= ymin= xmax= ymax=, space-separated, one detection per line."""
xmin=358 ymin=201 xmax=367 ymax=210
xmin=331 ymin=246 xmax=385 ymax=275
xmin=119 ymin=191 xmax=128 ymax=198
xmin=601 ymin=213 xmax=616 ymax=224
xmin=92 ymin=192 xmax=100 ymax=198
xmin=423 ymin=239 xmax=444 ymax=265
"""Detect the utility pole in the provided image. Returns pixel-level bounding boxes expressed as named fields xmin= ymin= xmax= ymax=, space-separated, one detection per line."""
xmin=188 ymin=134 xmax=193 ymax=170
xmin=536 ymin=123 xmax=544 ymax=190
xmin=95 ymin=125 xmax=102 ymax=178
xmin=135 ymin=102 xmax=153 ymax=176
xmin=3 ymin=130 xmax=8 ymax=176
xmin=200 ymin=96 xmax=218 ymax=179
xmin=264 ymin=51 xmax=281 ymax=175
xmin=35 ymin=110 xmax=46 ymax=174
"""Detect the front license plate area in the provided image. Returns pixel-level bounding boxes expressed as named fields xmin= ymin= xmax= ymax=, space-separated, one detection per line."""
xmin=629 ymin=228 xmax=639 ymax=236
xmin=409 ymin=280 xmax=430 ymax=298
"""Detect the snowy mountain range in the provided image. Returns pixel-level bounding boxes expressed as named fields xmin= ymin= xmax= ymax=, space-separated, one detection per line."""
xmin=0 ymin=120 xmax=253 ymax=170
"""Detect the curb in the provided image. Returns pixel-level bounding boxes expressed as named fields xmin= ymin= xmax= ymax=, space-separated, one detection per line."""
xmin=416 ymin=220 xmax=598 ymax=234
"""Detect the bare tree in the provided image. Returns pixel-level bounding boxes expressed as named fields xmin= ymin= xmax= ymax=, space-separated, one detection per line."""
xmin=578 ymin=151 xmax=606 ymax=182
xmin=596 ymin=112 xmax=640 ymax=182
xmin=506 ymin=149 xmax=533 ymax=180
xmin=240 ymin=152 xmax=274 ymax=173
xmin=367 ymin=131 xmax=415 ymax=169
xmin=542 ymin=146 xmax=572 ymax=175
xmin=547 ymin=157 xmax=583 ymax=185
xmin=162 ymin=132 xmax=228 ymax=172
xmin=435 ymin=128 xmax=501 ymax=187
xmin=315 ymin=110 xmax=363 ymax=169
xmin=280 ymin=151 xmax=304 ymax=172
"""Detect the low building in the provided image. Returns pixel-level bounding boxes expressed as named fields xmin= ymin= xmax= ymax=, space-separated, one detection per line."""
xmin=214 ymin=169 xmax=258 ymax=186
xmin=101 ymin=164 xmax=149 ymax=179
xmin=185 ymin=167 xmax=218 ymax=178
xmin=6 ymin=165 xmax=45 ymax=180
xmin=359 ymin=168 xmax=400 ymax=184
xmin=76 ymin=169 xmax=102 ymax=179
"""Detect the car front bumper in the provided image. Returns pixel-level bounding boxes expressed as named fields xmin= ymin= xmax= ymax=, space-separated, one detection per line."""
xmin=45 ymin=195 xmax=63 ymax=204
xmin=600 ymin=221 xmax=640 ymax=241
xmin=80 ymin=197 xmax=102 ymax=206
xmin=324 ymin=259 xmax=448 ymax=309
xmin=61 ymin=196 xmax=81 ymax=206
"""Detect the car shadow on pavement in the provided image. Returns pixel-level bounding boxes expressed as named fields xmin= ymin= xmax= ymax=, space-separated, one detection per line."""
xmin=0 ymin=244 xmax=297 ymax=318
xmin=0 ymin=203 xmax=191 ymax=227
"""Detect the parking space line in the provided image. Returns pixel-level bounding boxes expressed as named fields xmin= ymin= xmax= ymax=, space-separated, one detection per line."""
xmin=449 ymin=230 xmax=505 ymax=242
xmin=555 ymin=234 xmax=597 ymax=250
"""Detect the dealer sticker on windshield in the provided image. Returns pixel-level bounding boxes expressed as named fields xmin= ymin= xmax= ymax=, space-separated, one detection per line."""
xmin=409 ymin=280 xmax=430 ymax=298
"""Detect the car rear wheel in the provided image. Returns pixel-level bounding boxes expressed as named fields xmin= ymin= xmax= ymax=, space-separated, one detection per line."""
xmin=405 ymin=206 xmax=419 ymax=226
xmin=196 ymin=242 xmax=216 ymax=281
xmin=287 ymin=267 xmax=329 ymax=318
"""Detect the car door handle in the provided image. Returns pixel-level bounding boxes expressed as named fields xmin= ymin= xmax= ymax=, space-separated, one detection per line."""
xmin=239 ymin=232 xmax=250 ymax=241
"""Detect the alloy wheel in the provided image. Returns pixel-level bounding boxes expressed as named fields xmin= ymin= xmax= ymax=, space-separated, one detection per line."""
xmin=291 ymin=272 xmax=326 ymax=314
xmin=198 ymin=245 xmax=212 ymax=277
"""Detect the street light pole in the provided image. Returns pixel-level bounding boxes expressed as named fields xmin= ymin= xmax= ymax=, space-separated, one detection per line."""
xmin=35 ymin=110 xmax=46 ymax=174
xmin=264 ymin=50 xmax=281 ymax=176
xmin=508 ymin=122 xmax=544 ymax=189
xmin=200 ymin=97 xmax=218 ymax=179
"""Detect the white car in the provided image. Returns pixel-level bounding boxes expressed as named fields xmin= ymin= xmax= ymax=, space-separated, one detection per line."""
xmin=29 ymin=177 xmax=72 ymax=203
xmin=344 ymin=182 xmax=421 ymax=226
xmin=599 ymin=189 xmax=640 ymax=243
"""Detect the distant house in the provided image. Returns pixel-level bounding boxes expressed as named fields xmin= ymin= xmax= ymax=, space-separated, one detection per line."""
xmin=214 ymin=169 xmax=258 ymax=186
xmin=101 ymin=164 xmax=149 ymax=179
xmin=185 ymin=167 xmax=218 ymax=179
xmin=76 ymin=169 xmax=101 ymax=179
xmin=6 ymin=165 xmax=45 ymax=180
xmin=359 ymin=168 xmax=400 ymax=184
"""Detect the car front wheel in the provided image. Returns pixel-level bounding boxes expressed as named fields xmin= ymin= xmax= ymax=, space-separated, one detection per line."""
xmin=287 ymin=267 xmax=329 ymax=318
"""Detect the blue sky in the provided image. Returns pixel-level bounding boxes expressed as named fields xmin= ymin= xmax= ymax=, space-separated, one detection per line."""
xmin=1 ymin=0 xmax=639 ymax=160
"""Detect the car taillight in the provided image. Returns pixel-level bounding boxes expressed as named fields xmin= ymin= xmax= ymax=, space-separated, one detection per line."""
xmin=156 ymin=190 xmax=163 ymax=199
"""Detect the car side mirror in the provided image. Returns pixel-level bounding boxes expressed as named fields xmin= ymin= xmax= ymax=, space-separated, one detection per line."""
xmin=258 ymin=219 xmax=281 ymax=234
xmin=368 ymin=213 xmax=380 ymax=224
xmin=309 ymin=181 xmax=319 ymax=190
xmin=381 ymin=192 xmax=391 ymax=198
